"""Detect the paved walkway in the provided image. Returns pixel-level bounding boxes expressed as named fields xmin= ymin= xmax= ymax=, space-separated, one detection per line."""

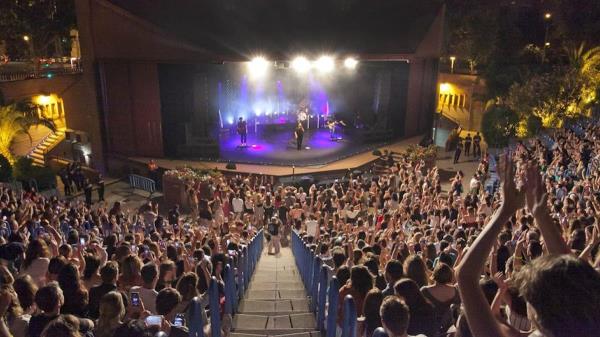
xmin=232 ymin=247 xmax=318 ymax=337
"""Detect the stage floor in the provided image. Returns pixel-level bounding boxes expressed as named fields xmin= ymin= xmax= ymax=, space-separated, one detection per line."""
xmin=129 ymin=135 xmax=422 ymax=178
xmin=219 ymin=128 xmax=382 ymax=166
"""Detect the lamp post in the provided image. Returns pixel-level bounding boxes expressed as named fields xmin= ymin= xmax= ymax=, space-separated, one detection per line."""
xmin=450 ymin=56 xmax=456 ymax=74
xmin=542 ymin=13 xmax=551 ymax=63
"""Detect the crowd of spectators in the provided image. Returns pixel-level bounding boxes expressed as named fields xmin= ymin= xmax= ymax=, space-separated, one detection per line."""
xmin=0 ymin=122 xmax=600 ymax=337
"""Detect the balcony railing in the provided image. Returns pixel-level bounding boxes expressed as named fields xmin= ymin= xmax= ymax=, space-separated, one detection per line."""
xmin=0 ymin=64 xmax=83 ymax=82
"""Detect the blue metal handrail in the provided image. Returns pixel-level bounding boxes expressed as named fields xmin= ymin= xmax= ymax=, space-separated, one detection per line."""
xmin=224 ymin=264 xmax=235 ymax=315
xmin=326 ymin=277 xmax=340 ymax=337
xmin=188 ymin=295 xmax=205 ymax=337
xmin=317 ymin=265 xmax=330 ymax=331
xmin=209 ymin=277 xmax=221 ymax=337
xmin=342 ymin=295 xmax=357 ymax=337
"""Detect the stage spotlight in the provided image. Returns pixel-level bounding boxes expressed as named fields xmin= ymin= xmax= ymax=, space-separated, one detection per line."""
xmin=315 ymin=56 xmax=335 ymax=73
xmin=344 ymin=57 xmax=358 ymax=69
xmin=291 ymin=56 xmax=311 ymax=73
xmin=247 ymin=56 xmax=270 ymax=78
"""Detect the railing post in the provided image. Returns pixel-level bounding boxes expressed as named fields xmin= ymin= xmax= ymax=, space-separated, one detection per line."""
xmin=317 ymin=265 xmax=329 ymax=331
xmin=209 ymin=277 xmax=221 ymax=337
xmin=310 ymin=255 xmax=320 ymax=312
xmin=237 ymin=251 xmax=245 ymax=301
xmin=188 ymin=296 xmax=205 ymax=337
xmin=326 ymin=277 xmax=340 ymax=337
xmin=243 ymin=245 xmax=250 ymax=289
xmin=224 ymin=264 xmax=235 ymax=315
xmin=342 ymin=295 xmax=357 ymax=337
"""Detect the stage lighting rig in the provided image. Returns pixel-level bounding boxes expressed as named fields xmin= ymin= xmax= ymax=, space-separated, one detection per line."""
xmin=247 ymin=56 xmax=270 ymax=78
xmin=315 ymin=56 xmax=335 ymax=73
xmin=291 ymin=56 xmax=311 ymax=73
xmin=344 ymin=57 xmax=358 ymax=69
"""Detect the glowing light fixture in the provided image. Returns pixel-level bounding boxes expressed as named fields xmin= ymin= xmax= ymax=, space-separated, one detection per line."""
xmin=291 ymin=56 xmax=311 ymax=73
xmin=344 ymin=57 xmax=358 ymax=69
xmin=440 ymin=83 xmax=451 ymax=94
xmin=35 ymin=95 xmax=53 ymax=105
xmin=544 ymin=12 xmax=551 ymax=19
xmin=247 ymin=56 xmax=270 ymax=78
xmin=315 ymin=56 xmax=335 ymax=73
xmin=23 ymin=35 xmax=30 ymax=42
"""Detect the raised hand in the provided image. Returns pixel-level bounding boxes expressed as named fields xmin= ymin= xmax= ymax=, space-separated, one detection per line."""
xmin=499 ymin=153 xmax=525 ymax=216
xmin=525 ymin=162 xmax=549 ymax=217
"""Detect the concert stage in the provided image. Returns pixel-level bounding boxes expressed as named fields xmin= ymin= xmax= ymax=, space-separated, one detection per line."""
xmin=128 ymin=135 xmax=422 ymax=178
xmin=220 ymin=127 xmax=381 ymax=166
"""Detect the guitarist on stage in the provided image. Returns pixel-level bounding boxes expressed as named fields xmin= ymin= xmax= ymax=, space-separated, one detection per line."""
xmin=237 ymin=117 xmax=247 ymax=147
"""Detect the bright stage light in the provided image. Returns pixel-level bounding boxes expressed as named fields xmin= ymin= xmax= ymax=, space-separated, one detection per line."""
xmin=344 ymin=57 xmax=358 ymax=69
xmin=291 ymin=56 xmax=311 ymax=73
xmin=315 ymin=56 xmax=335 ymax=73
xmin=247 ymin=56 xmax=270 ymax=78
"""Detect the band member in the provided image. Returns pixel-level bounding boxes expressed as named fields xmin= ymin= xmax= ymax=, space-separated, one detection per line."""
xmin=327 ymin=119 xmax=337 ymax=140
xmin=237 ymin=117 xmax=247 ymax=146
xmin=295 ymin=122 xmax=305 ymax=151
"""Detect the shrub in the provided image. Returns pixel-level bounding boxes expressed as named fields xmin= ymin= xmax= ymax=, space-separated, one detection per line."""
xmin=481 ymin=105 xmax=519 ymax=148
xmin=13 ymin=156 xmax=56 ymax=191
xmin=0 ymin=155 xmax=11 ymax=182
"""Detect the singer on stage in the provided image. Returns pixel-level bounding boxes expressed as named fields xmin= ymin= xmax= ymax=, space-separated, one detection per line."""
xmin=294 ymin=122 xmax=305 ymax=150
xmin=237 ymin=117 xmax=247 ymax=147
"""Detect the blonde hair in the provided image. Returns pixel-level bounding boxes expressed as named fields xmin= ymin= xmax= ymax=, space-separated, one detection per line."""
xmin=96 ymin=291 xmax=125 ymax=337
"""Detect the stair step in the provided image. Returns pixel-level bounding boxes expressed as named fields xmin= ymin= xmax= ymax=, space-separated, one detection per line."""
xmin=231 ymin=332 xmax=321 ymax=337
xmin=239 ymin=299 xmax=310 ymax=314
xmin=233 ymin=329 xmax=317 ymax=336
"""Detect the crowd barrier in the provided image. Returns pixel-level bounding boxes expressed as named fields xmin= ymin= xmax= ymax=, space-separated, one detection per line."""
xmin=188 ymin=229 xmax=264 ymax=337
xmin=292 ymin=231 xmax=356 ymax=337
xmin=128 ymin=174 xmax=156 ymax=195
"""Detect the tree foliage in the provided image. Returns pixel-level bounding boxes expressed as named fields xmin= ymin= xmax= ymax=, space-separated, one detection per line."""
xmin=480 ymin=105 xmax=519 ymax=148
xmin=0 ymin=0 xmax=76 ymax=59
xmin=0 ymin=100 xmax=57 ymax=163
xmin=506 ymin=44 xmax=600 ymax=129
xmin=0 ymin=155 xmax=11 ymax=183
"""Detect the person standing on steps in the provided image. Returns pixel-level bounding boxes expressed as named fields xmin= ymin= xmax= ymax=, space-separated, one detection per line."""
xmin=97 ymin=174 xmax=105 ymax=202
xmin=473 ymin=132 xmax=482 ymax=158
xmin=84 ymin=179 xmax=93 ymax=206
xmin=454 ymin=139 xmax=463 ymax=164
xmin=464 ymin=133 xmax=472 ymax=157
xmin=267 ymin=217 xmax=281 ymax=255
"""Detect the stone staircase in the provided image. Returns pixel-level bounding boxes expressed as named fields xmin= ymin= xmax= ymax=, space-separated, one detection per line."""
xmin=28 ymin=128 xmax=66 ymax=166
xmin=232 ymin=247 xmax=319 ymax=337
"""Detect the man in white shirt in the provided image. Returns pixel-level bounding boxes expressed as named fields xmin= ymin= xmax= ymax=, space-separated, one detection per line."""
xmin=232 ymin=194 xmax=244 ymax=218
xmin=305 ymin=215 xmax=318 ymax=237
xmin=129 ymin=263 xmax=159 ymax=314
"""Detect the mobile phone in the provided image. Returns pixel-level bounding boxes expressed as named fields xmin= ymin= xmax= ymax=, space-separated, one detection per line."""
xmin=145 ymin=315 xmax=162 ymax=327
xmin=131 ymin=292 xmax=141 ymax=307
xmin=79 ymin=237 xmax=86 ymax=246
xmin=173 ymin=313 xmax=185 ymax=327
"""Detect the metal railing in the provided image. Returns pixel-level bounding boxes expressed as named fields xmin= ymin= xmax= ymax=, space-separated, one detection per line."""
xmin=0 ymin=65 xmax=82 ymax=82
xmin=188 ymin=229 xmax=264 ymax=337
xmin=292 ymin=230 xmax=356 ymax=337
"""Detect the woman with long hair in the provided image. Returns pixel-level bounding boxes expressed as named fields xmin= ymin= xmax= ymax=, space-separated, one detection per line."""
xmin=0 ymin=266 xmax=29 ymax=337
xmin=403 ymin=254 xmax=429 ymax=288
xmin=421 ymin=263 xmax=461 ymax=335
xmin=362 ymin=288 xmax=383 ymax=337
xmin=94 ymin=291 xmax=125 ymax=337
xmin=58 ymin=263 xmax=89 ymax=317
xmin=19 ymin=239 xmax=51 ymax=287
xmin=118 ymin=255 xmax=143 ymax=291
xmin=338 ymin=265 xmax=373 ymax=324
xmin=394 ymin=278 xmax=436 ymax=337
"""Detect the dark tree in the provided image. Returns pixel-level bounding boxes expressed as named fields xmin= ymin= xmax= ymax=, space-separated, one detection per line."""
xmin=0 ymin=0 xmax=76 ymax=59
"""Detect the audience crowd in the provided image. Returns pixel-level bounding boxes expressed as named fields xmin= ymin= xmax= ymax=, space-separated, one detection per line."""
xmin=0 ymin=122 xmax=600 ymax=337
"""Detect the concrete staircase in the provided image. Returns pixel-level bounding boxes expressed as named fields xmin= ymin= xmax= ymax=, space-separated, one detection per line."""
xmin=232 ymin=247 xmax=319 ymax=337
xmin=28 ymin=128 xmax=65 ymax=166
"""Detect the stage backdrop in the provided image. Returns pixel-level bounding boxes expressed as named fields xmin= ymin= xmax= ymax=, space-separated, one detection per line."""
xmin=159 ymin=61 xmax=411 ymax=158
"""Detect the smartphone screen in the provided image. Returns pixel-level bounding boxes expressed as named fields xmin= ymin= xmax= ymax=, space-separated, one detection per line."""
xmin=173 ymin=313 xmax=184 ymax=327
xmin=79 ymin=237 xmax=86 ymax=246
xmin=145 ymin=315 xmax=162 ymax=327
xmin=131 ymin=292 xmax=140 ymax=307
